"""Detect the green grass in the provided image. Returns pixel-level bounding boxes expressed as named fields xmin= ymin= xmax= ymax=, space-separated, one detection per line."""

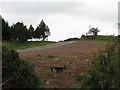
xmin=79 ymin=39 xmax=109 ymax=42
xmin=75 ymin=75 xmax=86 ymax=81
xmin=36 ymin=54 xmax=59 ymax=59
xmin=80 ymin=38 xmax=118 ymax=42
xmin=2 ymin=41 xmax=56 ymax=50
xmin=37 ymin=54 xmax=44 ymax=58
xmin=80 ymin=35 xmax=118 ymax=42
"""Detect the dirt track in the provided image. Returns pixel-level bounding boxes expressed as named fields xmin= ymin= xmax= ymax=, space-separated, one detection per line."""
xmin=19 ymin=41 xmax=107 ymax=88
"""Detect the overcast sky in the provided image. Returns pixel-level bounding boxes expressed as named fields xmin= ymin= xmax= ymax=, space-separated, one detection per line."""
xmin=0 ymin=0 xmax=119 ymax=41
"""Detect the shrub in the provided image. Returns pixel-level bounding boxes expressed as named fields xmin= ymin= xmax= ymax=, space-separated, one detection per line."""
xmin=2 ymin=46 xmax=44 ymax=88
xmin=78 ymin=43 xmax=120 ymax=89
xmin=46 ymin=55 xmax=59 ymax=58
xmin=64 ymin=37 xmax=80 ymax=41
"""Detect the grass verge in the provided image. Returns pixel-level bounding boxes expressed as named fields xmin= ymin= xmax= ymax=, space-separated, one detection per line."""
xmin=2 ymin=41 xmax=56 ymax=50
xmin=80 ymin=35 xmax=118 ymax=42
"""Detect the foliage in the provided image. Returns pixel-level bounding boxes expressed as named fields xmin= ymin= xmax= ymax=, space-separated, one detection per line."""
xmin=35 ymin=19 xmax=50 ymax=41
xmin=90 ymin=27 xmax=100 ymax=36
xmin=2 ymin=18 xmax=11 ymax=41
xmin=11 ymin=22 xmax=28 ymax=42
xmin=2 ymin=46 xmax=44 ymax=88
xmin=28 ymin=25 xmax=34 ymax=39
xmin=2 ymin=17 xmax=50 ymax=42
xmin=78 ymin=42 xmax=119 ymax=89
xmin=64 ymin=37 xmax=80 ymax=41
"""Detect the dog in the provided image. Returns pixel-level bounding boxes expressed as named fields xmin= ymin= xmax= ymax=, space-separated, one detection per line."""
xmin=51 ymin=65 xmax=67 ymax=73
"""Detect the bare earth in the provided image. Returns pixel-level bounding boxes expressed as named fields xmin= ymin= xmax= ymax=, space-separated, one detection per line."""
xmin=19 ymin=41 xmax=107 ymax=88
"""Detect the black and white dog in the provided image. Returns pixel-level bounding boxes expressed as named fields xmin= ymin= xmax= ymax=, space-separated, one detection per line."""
xmin=51 ymin=66 xmax=67 ymax=73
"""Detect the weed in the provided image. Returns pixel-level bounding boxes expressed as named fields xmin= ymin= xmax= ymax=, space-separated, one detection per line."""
xmin=46 ymin=55 xmax=59 ymax=58
xmin=77 ymin=42 xmax=119 ymax=89
xmin=37 ymin=54 xmax=44 ymax=58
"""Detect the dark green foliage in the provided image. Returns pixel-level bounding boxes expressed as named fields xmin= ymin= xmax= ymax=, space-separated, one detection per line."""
xmin=39 ymin=19 xmax=46 ymax=40
xmin=11 ymin=22 xmax=28 ymax=42
xmin=28 ymin=25 xmax=34 ymax=39
xmin=78 ymin=43 xmax=119 ymax=89
xmin=2 ymin=46 xmax=44 ymax=88
xmin=34 ymin=25 xmax=42 ymax=39
xmin=2 ymin=18 xmax=11 ymax=41
xmin=35 ymin=19 xmax=50 ymax=41
xmin=46 ymin=55 xmax=59 ymax=58
xmin=2 ymin=16 xmax=50 ymax=42
xmin=90 ymin=27 xmax=100 ymax=36
xmin=76 ymin=75 xmax=86 ymax=81
xmin=64 ymin=37 xmax=80 ymax=41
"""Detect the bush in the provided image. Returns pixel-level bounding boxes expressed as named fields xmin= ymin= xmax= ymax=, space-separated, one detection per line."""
xmin=64 ymin=37 xmax=80 ymax=41
xmin=46 ymin=55 xmax=59 ymax=58
xmin=78 ymin=43 xmax=120 ymax=89
xmin=2 ymin=46 xmax=44 ymax=88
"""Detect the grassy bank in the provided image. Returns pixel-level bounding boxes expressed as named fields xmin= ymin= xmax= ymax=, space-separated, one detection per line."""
xmin=2 ymin=41 xmax=56 ymax=50
xmin=80 ymin=35 xmax=118 ymax=42
xmin=79 ymin=39 xmax=109 ymax=42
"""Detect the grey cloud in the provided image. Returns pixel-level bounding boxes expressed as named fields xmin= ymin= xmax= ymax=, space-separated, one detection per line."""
xmin=71 ymin=3 xmax=117 ymax=23
xmin=1 ymin=2 xmax=85 ymax=26
xmin=118 ymin=1 xmax=120 ymax=34
xmin=1 ymin=1 xmax=117 ymax=25
xmin=2 ymin=2 xmax=84 ymax=15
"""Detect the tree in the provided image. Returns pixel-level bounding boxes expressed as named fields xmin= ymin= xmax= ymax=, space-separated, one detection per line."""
xmin=35 ymin=19 xmax=50 ymax=41
xmin=90 ymin=27 xmax=100 ymax=36
xmin=34 ymin=25 xmax=42 ymax=40
xmin=28 ymin=25 xmax=34 ymax=39
xmin=11 ymin=22 xmax=28 ymax=42
xmin=10 ymin=24 xmax=17 ymax=41
xmin=44 ymin=25 xmax=50 ymax=41
xmin=2 ymin=17 xmax=50 ymax=42
xmin=2 ymin=18 xmax=11 ymax=41
xmin=40 ymin=20 xmax=46 ymax=41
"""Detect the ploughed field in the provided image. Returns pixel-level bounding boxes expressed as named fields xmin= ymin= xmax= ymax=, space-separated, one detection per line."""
xmin=19 ymin=41 xmax=107 ymax=88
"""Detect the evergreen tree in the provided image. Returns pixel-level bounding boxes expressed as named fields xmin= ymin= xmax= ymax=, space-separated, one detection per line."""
xmin=28 ymin=25 xmax=34 ymax=39
xmin=34 ymin=25 xmax=42 ymax=39
xmin=11 ymin=22 xmax=28 ymax=42
xmin=2 ymin=18 xmax=11 ymax=41
xmin=35 ymin=19 xmax=50 ymax=41
xmin=10 ymin=24 xmax=17 ymax=41
xmin=2 ymin=17 xmax=50 ymax=42
xmin=44 ymin=25 xmax=50 ymax=41
xmin=40 ymin=19 xmax=46 ymax=41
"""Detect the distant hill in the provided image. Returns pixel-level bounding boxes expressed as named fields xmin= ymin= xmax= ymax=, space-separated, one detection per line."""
xmin=64 ymin=37 xmax=80 ymax=41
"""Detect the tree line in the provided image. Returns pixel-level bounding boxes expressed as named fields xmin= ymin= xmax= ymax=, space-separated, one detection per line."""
xmin=2 ymin=17 xmax=50 ymax=42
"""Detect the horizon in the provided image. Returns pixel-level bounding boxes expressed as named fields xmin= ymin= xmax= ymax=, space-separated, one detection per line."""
xmin=0 ymin=0 xmax=119 ymax=41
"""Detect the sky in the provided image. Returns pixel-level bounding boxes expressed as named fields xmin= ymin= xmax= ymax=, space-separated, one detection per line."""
xmin=0 ymin=0 xmax=119 ymax=41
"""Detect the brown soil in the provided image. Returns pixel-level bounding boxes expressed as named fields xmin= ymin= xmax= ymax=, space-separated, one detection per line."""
xmin=19 ymin=41 xmax=107 ymax=88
